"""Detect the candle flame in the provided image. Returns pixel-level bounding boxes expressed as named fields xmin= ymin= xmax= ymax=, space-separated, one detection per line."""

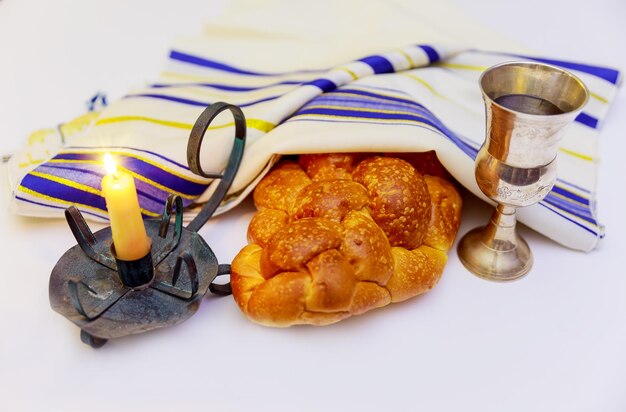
xmin=104 ymin=153 xmax=118 ymax=176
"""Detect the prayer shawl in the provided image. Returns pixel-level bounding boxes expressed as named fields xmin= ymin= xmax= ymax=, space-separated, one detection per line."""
xmin=4 ymin=0 xmax=620 ymax=251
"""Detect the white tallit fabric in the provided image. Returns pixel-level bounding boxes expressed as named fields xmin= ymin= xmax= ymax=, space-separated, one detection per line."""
xmin=4 ymin=0 xmax=621 ymax=251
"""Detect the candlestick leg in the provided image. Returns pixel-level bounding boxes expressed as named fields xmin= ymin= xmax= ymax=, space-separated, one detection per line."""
xmin=80 ymin=330 xmax=108 ymax=348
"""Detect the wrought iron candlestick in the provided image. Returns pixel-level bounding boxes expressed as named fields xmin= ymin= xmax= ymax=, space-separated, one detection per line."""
xmin=49 ymin=102 xmax=246 ymax=347
xmin=457 ymin=62 xmax=589 ymax=281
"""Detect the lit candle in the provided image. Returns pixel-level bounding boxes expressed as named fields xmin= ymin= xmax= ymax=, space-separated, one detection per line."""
xmin=101 ymin=153 xmax=150 ymax=261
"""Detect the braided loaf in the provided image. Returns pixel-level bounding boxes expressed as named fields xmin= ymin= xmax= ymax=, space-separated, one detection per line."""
xmin=231 ymin=152 xmax=462 ymax=327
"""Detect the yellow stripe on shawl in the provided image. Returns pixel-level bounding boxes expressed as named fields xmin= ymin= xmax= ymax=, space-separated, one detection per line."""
xmin=294 ymin=112 xmax=443 ymax=132
xmin=303 ymin=104 xmax=423 ymax=116
xmin=18 ymin=185 xmax=109 ymax=215
xmin=396 ymin=49 xmax=416 ymax=67
xmin=436 ymin=62 xmax=488 ymax=71
xmin=29 ymin=171 xmax=101 ymax=196
xmin=95 ymin=116 xmax=275 ymax=133
xmin=558 ymin=147 xmax=594 ymax=162
xmin=46 ymin=159 xmax=199 ymax=200
xmin=22 ymin=172 xmax=160 ymax=216
xmin=337 ymin=67 xmax=358 ymax=80
xmin=57 ymin=149 xmax=209 ymax=184
xmin=402 ymin=73 xmax=444 ymax=97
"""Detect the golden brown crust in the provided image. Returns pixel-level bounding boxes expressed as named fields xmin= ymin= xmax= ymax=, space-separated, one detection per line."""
xmin=339 ymin=210 xmax=393 ymax=285
xmin=298 ymin=153 xmax=367 ymax=181
xmin=247 ymin=209 xmax=288 ymax=246
xmin=299 ymin=311 xmax=351 ymax=326
xmin=349 ymin=282 xmax=391 ymax=315
xmin=259 ymin=218 xmax=343 ymax=279
xmin=232 ymin=152 xmax=462 ymax=327
xmin=305 ymin=249 xmax=357 ymax=312
xmin=246 ymin=271 xmax=311 ymax=327
xmin=253 ymin=162 xmax=311 ymax=211
xmin=352 ymin=157 xmax=431 ymax=249
xmin=422 ymin=175 xmax=463 ymax=252
xmin=290 ymin=180 xmax=369 ymax=222
xmin=386 ymin=245 xmax=447 ymax=303
xmin=231 ymin=244 xmax=265 ymax=313
xmin=392 ymin=151 xmax=451 ymax=179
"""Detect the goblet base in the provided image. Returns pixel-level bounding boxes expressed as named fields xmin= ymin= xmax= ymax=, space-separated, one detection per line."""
xmin=457 ymin=207 xmax=533 ymax=281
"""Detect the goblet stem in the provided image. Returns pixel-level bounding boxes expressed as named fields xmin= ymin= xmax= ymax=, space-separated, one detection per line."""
xmin=457 ymin=204 xmax=533 ymax=281
xmin=485 ymin=205 xmax=518 ymax=250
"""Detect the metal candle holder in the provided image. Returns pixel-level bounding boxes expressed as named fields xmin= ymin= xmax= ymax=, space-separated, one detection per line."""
xmin=49 ymin=102 xmax=246 ymax=348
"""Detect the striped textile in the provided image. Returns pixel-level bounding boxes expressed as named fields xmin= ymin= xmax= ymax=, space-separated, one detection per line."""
xmin=4 ymin=4 xmax=621 ymax=252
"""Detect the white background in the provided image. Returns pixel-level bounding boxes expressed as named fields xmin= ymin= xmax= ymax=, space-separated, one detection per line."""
xmin=1 ymin=1 xmax=625 ymax=411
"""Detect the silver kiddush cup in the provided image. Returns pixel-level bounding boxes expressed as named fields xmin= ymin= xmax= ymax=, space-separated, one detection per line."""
xmin=458 ymin=61 xmax=589 ymax=281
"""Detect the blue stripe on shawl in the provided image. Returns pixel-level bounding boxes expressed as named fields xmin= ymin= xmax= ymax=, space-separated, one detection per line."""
xmin=169 ymin=50 xmax=325 ymax=77
xmin=475 ymin=50 xmax=620 ymax=85
xmin=418 ymin=45 xmax=440 ymax=63
xmin=21 ymin=174 xmax=107 ymax=211
xmin=306 ymin=79 xmax=337 ymax=93
xmin=551 ymin=184 xmax=590 ymax=205
xmin=53 ymin=153 xmax=207 ymax=196
xmin=575 ymin=112 xmax=599 ymax=129
xmin=296 ymin=106 xmax=479 ymax=157
xmin=150 ymin=80 xmax=302 ymax=92
xmin=124 ymin=93 xmax=280 ymax=108
xmin=15 ymin=195 xmax=107 ymax=220
xmin=538 ymin=203 xmax=598 ymax=236
xmin=359 ymin=56 xmax=395 ymax=74
xmin=67 ymin=146 xmax=191 ymax=170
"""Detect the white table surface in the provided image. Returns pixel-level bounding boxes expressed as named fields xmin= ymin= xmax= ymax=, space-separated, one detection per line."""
xmin=1 ymin=1 xmax=625 ymax=411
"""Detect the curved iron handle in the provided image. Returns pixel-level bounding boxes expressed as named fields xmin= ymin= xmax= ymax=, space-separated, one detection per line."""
xmin=209 ymin=264 xmax=232 ymax=296
xmin=186 ymin=102 xmax=246 ymax=232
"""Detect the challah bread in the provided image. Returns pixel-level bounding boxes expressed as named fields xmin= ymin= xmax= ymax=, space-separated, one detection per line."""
xmin=231 ymin=152 xmax=462 ymax=327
